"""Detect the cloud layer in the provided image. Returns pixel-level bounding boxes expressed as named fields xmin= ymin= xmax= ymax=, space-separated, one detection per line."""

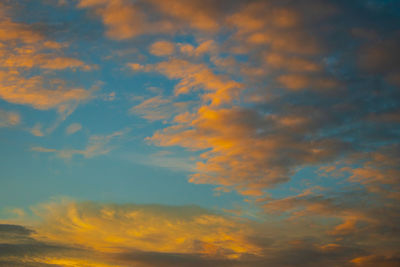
xmin=0 ymin=0 xmax=399 ymax=266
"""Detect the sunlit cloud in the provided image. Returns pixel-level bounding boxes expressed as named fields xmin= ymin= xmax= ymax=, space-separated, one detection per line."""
xmin=1 ymin=0 xmax=399 ymax=266
xmin=2 ymin=197 xmax=399 ymax=266
xmin=0 ymin=3 xmax=96 ymax=131
xmin=149 ymin=41 xmax=175 ymax=57
xmin=31 ymin=200 xmax=260 ymax=258
xmin=76 ymin=0 xmax=230 ymax=40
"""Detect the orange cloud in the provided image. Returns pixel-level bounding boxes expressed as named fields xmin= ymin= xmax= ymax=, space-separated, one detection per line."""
xmin=77 ymin=0 xmax=174 ymax=40
xmin=77 ymin=0 xmax=226 ymax=40
xmin=30 ymin=200 xmax=260 ymax=258
xmin=149 ymin=41 xmax=175 ymax=56
xmin=148 ymin=104 xmax=346 ymax=196
xmin=131 ymin=59 xmax=242 ymax=106
xmin=0 ymin=9 xmax=95 ymax=119
xmin=0 ymin=72 xmax=92 ymax=111
xmin=149 ymin=0 xmax=221 ymax=32
xmin=0 ymin=20 xmax=44 ymax=44
xmin=178 ymin=40 xmax=217 ymax=57
xmin=227 ymin=1 xmax=322 ymax=55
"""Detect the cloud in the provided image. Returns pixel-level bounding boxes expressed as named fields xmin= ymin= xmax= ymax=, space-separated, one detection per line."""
xmin=0 ymin=4 xmax=95 ymax=127
xmin=149 ymin=41 xmax=175 ymax=56
xmin=130 ymin=96 xmax=173 ymax=121
xmin=358 ymin=33 xmax=400 ymax=86
xmin=0 ymin=200 xmax=278 ymax=266
xmin=148 ymin=104 xmax=348 ymax=196
xmin=261 ymin=153 xmax=400 ymax=258
xmin=2 ymin=1 xmax=400 ymax=266
xmin=0 ymin=109 xmax=20 ymax=127
xmin=76 ymin=0 xmax=233 ymax=40
xmin=265 ymin=53 xmax=321 ymax=72
xmin=65 ymin=123 xmax=82 ymax=135
xmin=77 ymin=0 xmax=174 ymax=40
xmin=29 ymin=123 xmax=44 ymax=137
xmin=130 ymin=59 xmax=242 ymax=106
xmin=277 ymin=74 xmax=338 ymax=91
xmin=2 ymin=198 xmax=398 ymax=267
xmin=129 ymin=94 xmax=192 ymax=122
xmin=178 ymin=40 xmax=217 ymax=57
xmin=31 ymin=128 xmax=130 ymax=159
xmin=31 ymin=200 xmax=260 ymax=258
xmin=118 ymin=0 xmax=400 ymax=200
xmin=127 ymin=151 xmax=196 ymax=172
xmin=0 ymin=72 xmax=93 ymax=111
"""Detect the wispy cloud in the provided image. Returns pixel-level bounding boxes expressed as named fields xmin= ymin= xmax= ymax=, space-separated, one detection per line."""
xmin=2 ymin=197 xmax=399 ymax=266
xmin=65 ymin=123 xmax=82 ymax=135
xmin=31 ymin=128 xmax=130 ymax=159
xmin=0 ymin=4 xmax=97 ymax=134
xmin=0 ymin=109 xmax=20 ymax=127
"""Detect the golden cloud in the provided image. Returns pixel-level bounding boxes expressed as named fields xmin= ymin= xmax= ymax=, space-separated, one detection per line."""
xmin=30 ymin=200 xmax=260 ymax=259
xmin=0 ymin=8 xmax=95 ymax=117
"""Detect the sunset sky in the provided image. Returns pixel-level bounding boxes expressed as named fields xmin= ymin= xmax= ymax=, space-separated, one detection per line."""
xmin=0 ymin=0 xmax=399 ymax=266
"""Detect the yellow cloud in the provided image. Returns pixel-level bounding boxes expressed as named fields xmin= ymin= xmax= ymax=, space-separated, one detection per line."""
xmin=30 ymin=200 xmax=260 ymax=259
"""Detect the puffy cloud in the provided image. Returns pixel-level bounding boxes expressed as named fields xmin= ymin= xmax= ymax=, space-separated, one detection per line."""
xmin=76 ymin=0 xmax=171 ymax=40
xmin=76 ymin=0 xmax=234 ymax=40
xmin=2 ymin=1 xmax=399 ymax=265
xmin=149 ymin=105 xmax=348 ymax=196
xmin=178 ymin=40 xmax=217 ymax=57
xmin=130 ymin=59 xmax=242 ymax=106
xmin=0 ymin=4 xmax=95 ymax=125
xmin=149 ymin=41 xmax=175 ymax=56
xmin=120 ymin=0 xmax=400 ymax=200
xmin=0 ymin=71 xmax=92 ymax=111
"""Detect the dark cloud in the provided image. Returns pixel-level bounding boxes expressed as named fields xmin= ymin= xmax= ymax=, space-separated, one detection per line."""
xmin=0 ymin=224 xmax=33 ymax=236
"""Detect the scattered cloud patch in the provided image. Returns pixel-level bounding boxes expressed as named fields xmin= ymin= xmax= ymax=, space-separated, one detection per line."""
xmin=65 ymin=123 xmax=82 ymax=135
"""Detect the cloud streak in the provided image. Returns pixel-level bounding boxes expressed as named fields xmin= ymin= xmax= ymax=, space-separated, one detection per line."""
xmin=32 ymin=128 xmax=130 ymax=159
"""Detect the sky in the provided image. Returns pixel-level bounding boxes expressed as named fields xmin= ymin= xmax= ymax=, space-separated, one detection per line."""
xmin=0 ymin=0 xmax=399 ymax=266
